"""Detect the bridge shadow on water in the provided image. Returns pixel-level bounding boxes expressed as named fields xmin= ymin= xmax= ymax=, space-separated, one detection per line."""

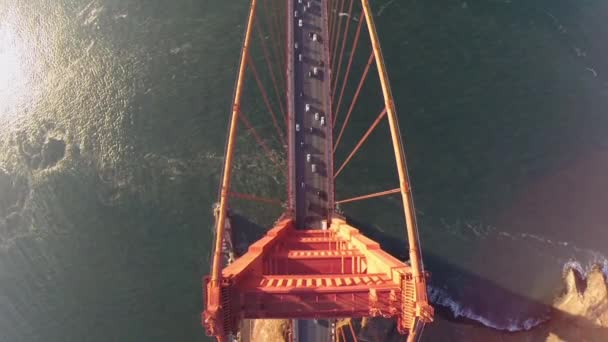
xmin=225 ymin=212 xmax=608 ymax=340
xmin=344 ymin=215 xmax=608 ymax=341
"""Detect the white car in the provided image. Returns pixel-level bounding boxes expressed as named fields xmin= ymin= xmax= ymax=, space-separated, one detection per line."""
xmin=306 ymin=154 xmax=311 ymax=162
xmin=294 ymin=10 xmax=298 ymax=18
xmin=313 ymin=67 xmax=319 ymax=75
xmin=314 ymin=112 xmax=320 ymax=121
xmin=305 ymin=104 xmax=310 ymax=112
xmin=307 ymin=1 xmax=312 ymax=8
xmin=320 ymin=116 xmax=325 ymax=126
xmin=295 ymin=42 xmax=298 ymax=49
xmin=311 ymin=164 xmax=317 ymax=173
xmin=298 ymin=54 xmax=302 ymax=62
xmin=312 ymin=33 xmax=318 ymax=42
xmin=298 ymin=19 xmax=303 ymax=27
xmin=296 ymin=123 xmax=300 ymax=132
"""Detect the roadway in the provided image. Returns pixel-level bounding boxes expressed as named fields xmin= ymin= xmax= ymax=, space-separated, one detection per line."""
xmin=290 ymin=0 xmax=334 ymax=340
xmin=293 ymin=0 xmax=332 ymax=230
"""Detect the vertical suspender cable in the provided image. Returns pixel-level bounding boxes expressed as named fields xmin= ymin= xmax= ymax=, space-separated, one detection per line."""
xmin=256 ymin=20 xmax=288 ymax=129
xmin=333 ymin=11 xmax=364 ymax=126
xmin=248 ymin=55 xmax=287 ymax=146
xmin=333 ymin=52 xmax=374 ymax=153
xmin=238 ymin=110 xmax=285 ymax=176
xmin=331 ymin=0 xmax=354 ymax=100
xmin=334 ymin=108 xmax=386 ymax=178
xmin=330 ymin=0 xmax=346 ymax=79
xmin=330 ymin=0 xmax=345 ymax=66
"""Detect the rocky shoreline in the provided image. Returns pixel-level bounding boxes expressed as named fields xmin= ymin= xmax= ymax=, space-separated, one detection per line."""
xmin=422 ymin=265 xmax=608 ymax=341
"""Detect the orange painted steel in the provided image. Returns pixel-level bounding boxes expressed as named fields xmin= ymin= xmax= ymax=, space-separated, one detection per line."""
xmin=333 ymin=52 xmax=375 ymax=153
xmin=360 ymin=0 xmax=433 ymax=334
xmin=204 ymin=0 xmax=433 ymax=340
xmin=334 ymin=107 xmax=386 ymax=178
xmin=255 ymin=20 xmax=287 ymax=128
xmin=228 ymin=192 xmax=282 ymax=206
xmin=331 ymin=0 xmax=354 ymax=100
xmin=205 ymin=0 xmax=257 ymax=338
xmin=336 ymin=188 xmax=400 ymax=205
xmin=247 ymin=55 xmax=286 ymax=146
xmin=333 ymin=11 xmax=365 ymax=121
xmin=204 ymin=218 xmax=420 ymax=337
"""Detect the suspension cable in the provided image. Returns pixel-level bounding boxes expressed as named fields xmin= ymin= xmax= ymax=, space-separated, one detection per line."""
xmin=333 ymin=52 xmax=375 ymax=152
xmin=331 ymin=0 xmax=354 ymax=99
xmin=330 ymin=0 xmax=346 ymax=78
xmin=261 ymin=0 xmax=285 ymax=87
xmin=255 ymin=20 xmax=287 ymax=128
xmin=239 ymin=110 xmax=286 ymax=177
xmin=247 ymin=55 xmax=287 ymax=146
xmin=228 ymin=191 xmax=282 ymax=206
xmin=334 ymin=107 xmax=386 ymax=178
xmin=336 ymin=188 xmax=400 ymax=204
xmin=270 ymin=0 xmax=286 ymax=74
xmin=330 ymin=0 xmax=345 ymax=65
xmin=210 ymin=0 xmax=258 ymax=288
xmin=329 ymin=0 xmax=339 ymax=50
xmin=348 ymin=321 xmax=358 ymax=342
xmin=333 ymin=11 xmax=364 ymax=120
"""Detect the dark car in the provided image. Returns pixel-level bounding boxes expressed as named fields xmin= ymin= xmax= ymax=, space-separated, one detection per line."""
xmin=313 ymin=319 xmax=329 ymax=327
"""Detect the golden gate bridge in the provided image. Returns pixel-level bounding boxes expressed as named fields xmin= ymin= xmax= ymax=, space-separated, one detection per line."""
xmin=203 ymin=0 xmax=433 ymax=340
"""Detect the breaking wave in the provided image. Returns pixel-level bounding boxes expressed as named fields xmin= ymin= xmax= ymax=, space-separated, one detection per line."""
xmin=428 ymin=286 xmax=549 ymax=332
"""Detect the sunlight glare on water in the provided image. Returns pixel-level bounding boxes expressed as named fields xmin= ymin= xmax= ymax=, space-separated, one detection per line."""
xmin=0 ymin=12 xmax=36 ymax=121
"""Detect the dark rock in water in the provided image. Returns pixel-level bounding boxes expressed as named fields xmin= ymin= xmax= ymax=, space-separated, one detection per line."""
xmin=40 ymin=138 xmax=66 ymax=168
xmin=563 ymin=265 xmax=587 ymax=295
xmin=29 ymin=154 xmax=42 ymax=169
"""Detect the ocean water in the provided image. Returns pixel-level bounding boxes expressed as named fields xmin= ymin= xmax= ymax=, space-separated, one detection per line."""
xmin=0 ymin=0 xmax=607 ymax=341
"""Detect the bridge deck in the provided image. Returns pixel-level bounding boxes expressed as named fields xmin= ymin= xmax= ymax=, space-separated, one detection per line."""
xmin=293 ymin=0 xmax=333 ymax=230
xmin=291 ymin=0 xmax=334 ymax=339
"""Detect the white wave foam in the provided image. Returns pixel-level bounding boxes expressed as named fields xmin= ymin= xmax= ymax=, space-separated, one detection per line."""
xmin=428 ymin=286 xmax=548 ymax=332
xmin=563 ymin=258 xmax=608 ymax=279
